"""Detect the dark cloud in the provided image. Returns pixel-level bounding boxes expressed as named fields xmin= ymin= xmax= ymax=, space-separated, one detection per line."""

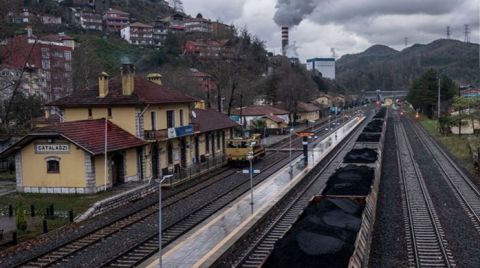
xmin=310 ymin=0 xmax=466 ymax=24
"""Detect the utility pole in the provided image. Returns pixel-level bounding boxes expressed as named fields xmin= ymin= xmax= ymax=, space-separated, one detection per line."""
xmin=464 ymin=24 xmax=470 ymax=43
xmin=438 ymin=77 xmax=441 ymax=132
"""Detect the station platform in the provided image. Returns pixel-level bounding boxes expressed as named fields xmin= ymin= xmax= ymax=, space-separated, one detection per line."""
xmin=141 ymin=117 xmax=365 ymax=268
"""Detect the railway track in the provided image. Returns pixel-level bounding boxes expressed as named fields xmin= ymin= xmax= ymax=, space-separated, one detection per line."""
xmin=101 ymin=117 xmax=353 ymax=267
xmin=394 ymin=114 xmax=455 ymax=268
xmin=406 ymin=116 xmax=480 ymax=233
xmin=10 ymin=113 xmax=354 ymax=268
xmin=215 ymin=113 xmax=370 ymax=267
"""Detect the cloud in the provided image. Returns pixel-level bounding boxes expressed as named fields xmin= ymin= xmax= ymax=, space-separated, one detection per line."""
xmin=181 ymin=0 xmax=479 ymax=60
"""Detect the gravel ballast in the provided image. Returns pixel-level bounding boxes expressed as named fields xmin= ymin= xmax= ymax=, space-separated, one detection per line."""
xmin=368 ymin=114 xmax=409 ymax=267
xmin=402 ymin=117 xmax=480 ymax=267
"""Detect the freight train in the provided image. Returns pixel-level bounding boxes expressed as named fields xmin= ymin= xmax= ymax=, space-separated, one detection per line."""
xmin=264 ymin=107 xmax=387 ymax=268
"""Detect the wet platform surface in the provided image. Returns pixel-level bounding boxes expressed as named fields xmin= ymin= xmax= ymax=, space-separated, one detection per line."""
xmin=142 ymin=117 xmax=364 ymax=268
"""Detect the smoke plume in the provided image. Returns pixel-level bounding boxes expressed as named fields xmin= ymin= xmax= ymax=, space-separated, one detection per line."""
xmin=273 ymin=0 xmax=318 ymax=27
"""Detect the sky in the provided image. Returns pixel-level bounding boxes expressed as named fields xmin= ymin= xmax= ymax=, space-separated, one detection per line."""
xmin=182 ymin=0 xmax=480 ymax=61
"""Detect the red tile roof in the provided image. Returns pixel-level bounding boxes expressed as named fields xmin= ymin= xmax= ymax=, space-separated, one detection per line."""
xmin=49 ymin=77 xmax=197 ymax=107
xmin=191 ymin=108 xmax=238 ymax=133
xmin=2 ymin=119 xmax=145 ymax=156
xmin=231 ymin=105 xmax=288 ymax=116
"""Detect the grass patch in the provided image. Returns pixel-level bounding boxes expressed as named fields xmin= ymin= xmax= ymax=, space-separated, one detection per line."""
xmin=0 ymin=190 xmax=119 ymax=248
xmin=0 ymin=171 xmax=15 ymax=181
xmin=416 ymin=113 xmax=478 ymax=176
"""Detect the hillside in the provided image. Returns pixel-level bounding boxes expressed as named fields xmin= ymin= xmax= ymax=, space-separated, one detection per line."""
xmin=336 ymin=39 xmax=480 ymax=92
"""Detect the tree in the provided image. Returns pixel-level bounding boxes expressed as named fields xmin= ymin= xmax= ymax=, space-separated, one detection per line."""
xmin=407 ymin=69 xmax=457 ymax=118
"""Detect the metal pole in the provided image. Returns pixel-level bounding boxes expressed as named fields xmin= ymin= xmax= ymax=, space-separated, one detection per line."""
xmin=438 ymin=77 xmax=441 ymax=131
xmin=159 ymin=181 xmax=162 ymax=268
xmin=158 ymin=175 xmax=172 ymax=268
xmin=289 ymin=129 xmax=292 ymax=173
xmin=104 ymin=118 xmax=108 ymax=191
xmin=249 ymin=155 xmax=253 ymax=213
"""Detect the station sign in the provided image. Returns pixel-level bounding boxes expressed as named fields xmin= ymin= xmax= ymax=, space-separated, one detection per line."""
xmin=296 ymin=131 xmax=315 ymax=137
xmin=35 ymin=143 xmax=70 ymax=154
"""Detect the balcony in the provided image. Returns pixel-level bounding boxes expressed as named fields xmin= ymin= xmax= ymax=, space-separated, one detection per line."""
xmin=144 ymin=124 xmax=199 ymax=141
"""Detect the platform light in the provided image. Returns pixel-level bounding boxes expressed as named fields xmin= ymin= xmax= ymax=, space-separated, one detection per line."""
xmin=415 ymin=112 xmax=420 ymax=119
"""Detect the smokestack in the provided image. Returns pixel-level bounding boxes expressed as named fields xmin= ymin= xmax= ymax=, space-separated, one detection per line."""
xmin=281 ymin=26 xmax=289 ymax=56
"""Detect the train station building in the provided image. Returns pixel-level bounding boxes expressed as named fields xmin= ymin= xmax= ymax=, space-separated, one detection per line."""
xmin=2 ymin=62 xmax=238 ymax=194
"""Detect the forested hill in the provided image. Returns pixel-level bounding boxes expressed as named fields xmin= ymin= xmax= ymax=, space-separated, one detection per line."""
xmin=336 ymin=39 xmax=480 ymax=92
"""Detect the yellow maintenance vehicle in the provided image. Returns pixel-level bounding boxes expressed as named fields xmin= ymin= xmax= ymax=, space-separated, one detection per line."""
xmin=226 ymin=134 xmax=266 ymax=165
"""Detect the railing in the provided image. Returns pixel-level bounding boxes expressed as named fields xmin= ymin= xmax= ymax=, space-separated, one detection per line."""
xmin=165 ymin=155 xmax=227 ymax=186
xmin=144 ymin=124 xmax=200 ymax=141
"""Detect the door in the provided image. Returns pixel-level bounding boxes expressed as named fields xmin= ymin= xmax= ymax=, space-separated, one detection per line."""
xmin=111 ymin=154 xmax=125 ymax=185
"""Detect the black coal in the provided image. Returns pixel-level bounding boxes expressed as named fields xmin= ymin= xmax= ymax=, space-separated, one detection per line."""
xmin=364 ymin=120 xmax=384 ymax=133
xmin=322 ymin=165 xmax=374 ymax=196
xmin=264 ymin=198 xmax=364 ymax=268
xmin=357 ymin=133 xmax=381 ymax=142
xmin=344 ymin=148 xmax=378 ymax=163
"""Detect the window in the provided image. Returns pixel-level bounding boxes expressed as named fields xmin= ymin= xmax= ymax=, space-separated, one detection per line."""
xmin=88 ymin=108 xmax=92 ymax=117
xmin=151 ymin=111 xmax=157 ymax=130
xmin=167 ymin=142 xmax=173 ymax=164
xmin=64 ymin=51 xmax=72 ymax=61
xmin=42 ymin=60 xmax=50 ymax=70
xmin=179 ymin=109 xmax=184 ymax=126
xmin=108 ymin=108 xmax=112 ymax=118
xmin=47 ymin=160 xmax=60 ymax=173
xmin=166 ymin=110 xmax=175 ymax=128
xmin=41 ymin=47 xmax=50 ymax=58
xmin=216 ymin=131 xmax=221 ymax=149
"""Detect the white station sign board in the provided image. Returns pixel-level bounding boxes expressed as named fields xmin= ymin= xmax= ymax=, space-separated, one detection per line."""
xmin=35 ymin=144 xmax=70 ymax=154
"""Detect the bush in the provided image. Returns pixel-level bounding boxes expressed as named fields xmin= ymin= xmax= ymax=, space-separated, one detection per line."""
xmin=15 ymin=200 xmax=27 ymax=232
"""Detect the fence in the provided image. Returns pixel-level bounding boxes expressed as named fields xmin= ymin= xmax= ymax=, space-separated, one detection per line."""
xmin=167 ymin=155 xmax=227 ymax=186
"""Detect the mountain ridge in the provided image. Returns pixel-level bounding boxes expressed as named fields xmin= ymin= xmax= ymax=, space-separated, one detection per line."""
xmin=336 ymin=39 xmax=479 ymax=92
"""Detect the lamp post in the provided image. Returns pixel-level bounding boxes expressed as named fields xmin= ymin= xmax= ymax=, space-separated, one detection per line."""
xmin=159 ymin=174 xmax=173 ymax=268
xmin=247 ymin=150 xmax=254 ymax=213
xmin=289 ymin=128 xmax=294 ymax=174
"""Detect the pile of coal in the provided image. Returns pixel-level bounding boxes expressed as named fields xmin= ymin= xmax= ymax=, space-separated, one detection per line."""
xmin=344 ymin=148 xmax=378 ymax=163
xmin=322 ymin=165 xmax=374 ymax=196
xmin=363 ymin=120 xmax=383 ymax=133
xmin=357 ymin=133 xmax=381 ymax=142
xmin=264 ymin=198 xmax=364 ymax=268
xmin=373 ymin=107 xmax=387 ymax=118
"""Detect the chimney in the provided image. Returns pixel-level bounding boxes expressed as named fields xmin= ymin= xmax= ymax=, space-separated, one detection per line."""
xmin=121 ymin=62 xmax=135 ymax=95
xmin=281 ymin=26 xmax=289 ymax=56
xmin=98 ymin=72 xmax=109 ymax=98
xmin=147 ymin=73 xmax=163 ymax=85
xmin=26 ymin=26 xmax=33 ymax=38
